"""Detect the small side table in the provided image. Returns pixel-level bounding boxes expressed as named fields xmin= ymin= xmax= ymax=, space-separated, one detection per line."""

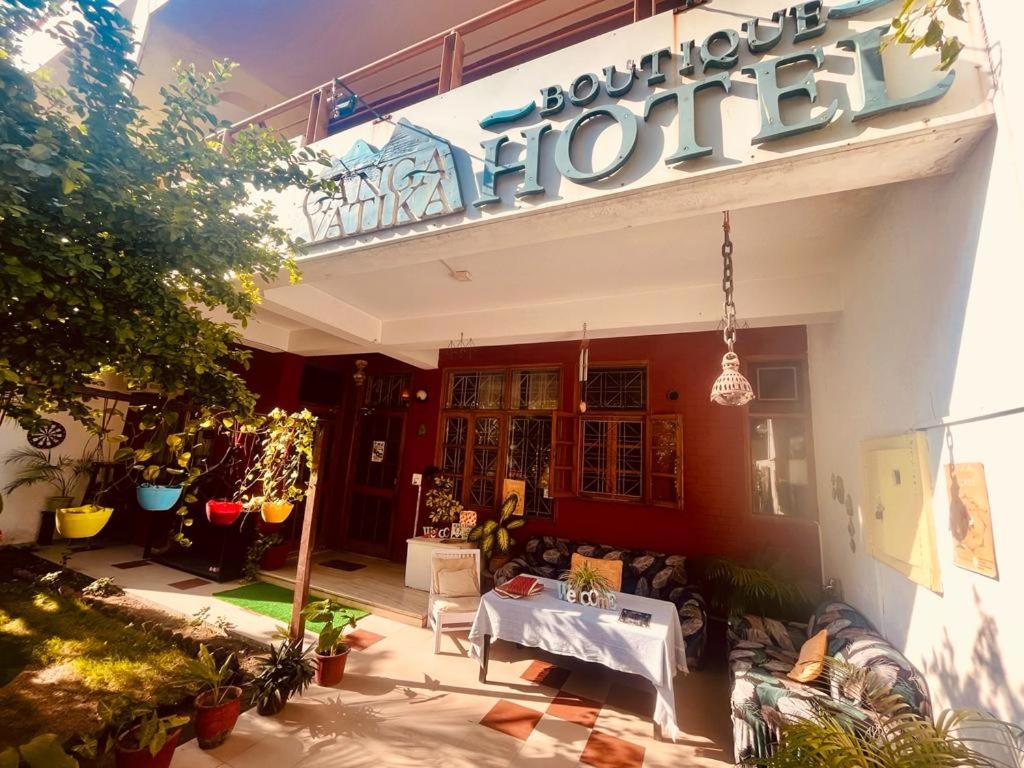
xmin=405 ymin=537 xmax=472 ymax=591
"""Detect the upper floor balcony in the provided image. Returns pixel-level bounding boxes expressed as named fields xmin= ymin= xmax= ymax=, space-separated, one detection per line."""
xmin=222 ymin=0 xmax=697 ymax=146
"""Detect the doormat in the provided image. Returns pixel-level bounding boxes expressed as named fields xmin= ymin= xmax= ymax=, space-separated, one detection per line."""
xmin=213 ymin=581 xmax=368 ymax=632
xmin=320 ymin=559 xmax=367 ymax=572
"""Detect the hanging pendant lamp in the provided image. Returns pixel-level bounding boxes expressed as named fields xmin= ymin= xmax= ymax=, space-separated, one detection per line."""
xmin=710 ymin=211 xmax=755 ymax=406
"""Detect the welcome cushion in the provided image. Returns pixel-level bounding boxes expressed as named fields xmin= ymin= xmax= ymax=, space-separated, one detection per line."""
xmin=570 ymin=552 xmax=623 ymax=592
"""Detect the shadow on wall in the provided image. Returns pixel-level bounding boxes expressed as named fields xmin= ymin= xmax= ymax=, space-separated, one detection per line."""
xmin=922 ymin=587 xmax=1024 ymax=726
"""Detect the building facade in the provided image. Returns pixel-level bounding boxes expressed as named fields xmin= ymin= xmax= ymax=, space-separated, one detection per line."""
xmin=3 ymin=0 xmax=1021 ymax=727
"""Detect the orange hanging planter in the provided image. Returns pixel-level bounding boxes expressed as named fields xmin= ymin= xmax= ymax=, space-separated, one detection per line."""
xmin=261 ymin=500 xmax=294 ymax=524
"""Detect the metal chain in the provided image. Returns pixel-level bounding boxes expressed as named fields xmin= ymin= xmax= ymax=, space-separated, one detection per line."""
xmin=720 ymin=211 xmax=736 ymax=350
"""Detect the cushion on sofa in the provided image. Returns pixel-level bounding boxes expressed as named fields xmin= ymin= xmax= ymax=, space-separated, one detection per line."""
xmin=728 ymin=600 xmax=932 ymax=764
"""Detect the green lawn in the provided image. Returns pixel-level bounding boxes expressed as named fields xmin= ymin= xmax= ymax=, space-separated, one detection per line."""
xmin=213 ymin=581 xmax=368 ymax=632
xmin=0 ymin=582 xmax=192 ymax=744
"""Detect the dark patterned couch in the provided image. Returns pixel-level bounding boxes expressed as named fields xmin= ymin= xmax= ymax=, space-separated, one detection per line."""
xmin=728 ymin=600 xmax=932 ymax=763
xmin=493 ymin=535 xmax=708 ymax=667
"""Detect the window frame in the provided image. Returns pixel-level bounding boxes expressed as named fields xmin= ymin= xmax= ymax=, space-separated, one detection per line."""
xmin=573 ymin=362 xmax=684 ymax=509
xmin=437 ymin=364 xmax=563 ymax=518
xmin=744 ymin=355 xmax=819 ymax=523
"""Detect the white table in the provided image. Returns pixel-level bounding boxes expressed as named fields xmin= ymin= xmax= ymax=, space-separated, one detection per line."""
xmin=404 ymin=537 xmax=472 ymax=591
xmin=468 ymin=576 xmax=687 ymax=741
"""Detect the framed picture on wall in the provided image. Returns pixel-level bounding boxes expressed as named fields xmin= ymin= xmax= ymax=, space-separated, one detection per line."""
xmin=502 ymin=478 xmax=526 ymax=516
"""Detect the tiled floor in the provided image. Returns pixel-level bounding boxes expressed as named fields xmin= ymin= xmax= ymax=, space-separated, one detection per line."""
xmin=37 ymin=544 xmax=734 ymax=767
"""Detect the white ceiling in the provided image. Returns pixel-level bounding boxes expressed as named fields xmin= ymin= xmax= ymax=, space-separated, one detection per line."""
xmin=309 ymin=189 xmax=862 ymax=321
xmin=249 ymin=186 xmax=878 ymax=360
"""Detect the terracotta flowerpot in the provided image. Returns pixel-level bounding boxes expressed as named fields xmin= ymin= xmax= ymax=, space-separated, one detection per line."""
xmin=261 ymin=500 xmax=293 ymax=523
xmin=205 ymin=500 xmax=243 ymax=526
xmin=193 ymin=686 xmax=242 ymax=749
xmin=314 ymin=649 xmax=349 ymax=686
xmin=260 ymin=542 xmax=291 ymax=571
xmin=489 ymin=554 xmax=511 ymax=572
xmin=114 ymin=728 xmax=181 ymax=768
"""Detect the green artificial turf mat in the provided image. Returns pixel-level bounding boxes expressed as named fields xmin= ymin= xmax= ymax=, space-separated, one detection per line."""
xmin=213 ymin=581 xmax=368 ymax=632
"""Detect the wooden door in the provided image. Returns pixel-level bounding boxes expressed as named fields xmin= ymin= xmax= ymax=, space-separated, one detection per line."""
xmin=342 ymin=409 xmax=405 ymax=557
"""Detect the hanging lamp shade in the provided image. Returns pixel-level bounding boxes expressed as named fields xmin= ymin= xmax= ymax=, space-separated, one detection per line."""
xmin=710 ymin=351 xmax=754 ymax=406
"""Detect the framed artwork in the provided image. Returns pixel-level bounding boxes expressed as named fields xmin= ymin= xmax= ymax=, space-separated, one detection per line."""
xmin=502 ymin=478 xmax=526 ymax=516
xmin=946 ymin=463 xmax=998 ymax=579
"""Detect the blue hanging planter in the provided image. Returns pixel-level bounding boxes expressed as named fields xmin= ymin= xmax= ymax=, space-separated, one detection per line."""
xmin=136 ymin=484 xmax=183 ymax=511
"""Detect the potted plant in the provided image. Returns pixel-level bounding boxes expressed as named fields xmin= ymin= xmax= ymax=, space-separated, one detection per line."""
xmin=95 ymin=698 xmax=189 ymax=768
xmin=3 ymin=447 xmax=92 ymax=542
xmin=177 ymin=644 xmax=242 ymax=750
xmin=242 ymin=532 xmax=285 ymax=582
xmin=302 ymin=598 xmax=358 ymax=686
xmin=252 ymin=637 xmax=314 ymax=716
xmin=560 ymin=560 xmax=613 ymax=600
xmin=468 ymin=492 xmax=525 ymax=572
xmin=424 ymin=475 xmax=463 ymax=535
xmin=240 ymin=409 xmax=317 ymax=524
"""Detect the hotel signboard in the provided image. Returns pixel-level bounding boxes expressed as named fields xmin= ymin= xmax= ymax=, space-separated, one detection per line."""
xmin=301 ymin=119 xmax=463 ymax=243
xmin=300 ymin=0 xmax=957 ymax=246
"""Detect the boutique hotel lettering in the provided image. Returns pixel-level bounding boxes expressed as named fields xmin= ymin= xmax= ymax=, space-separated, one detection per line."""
xmin=297 ymin=0 xmax=969 ymax=246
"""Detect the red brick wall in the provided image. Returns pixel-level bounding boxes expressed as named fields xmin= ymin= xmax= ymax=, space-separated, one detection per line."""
xmin=243 ymin=327 xmax=822 ymax=579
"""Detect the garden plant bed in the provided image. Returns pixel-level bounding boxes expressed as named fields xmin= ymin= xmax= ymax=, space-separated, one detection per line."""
xmin=0 ymin=547 xmax=265 ymax=751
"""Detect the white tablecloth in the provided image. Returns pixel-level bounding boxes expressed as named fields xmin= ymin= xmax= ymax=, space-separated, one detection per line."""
xmin=468 ymin=577 xmax=687 ymax=740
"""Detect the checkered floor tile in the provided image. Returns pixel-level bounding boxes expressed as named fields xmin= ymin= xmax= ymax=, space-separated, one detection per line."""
xmin=475 ymin=661 xmax=653 ymax=765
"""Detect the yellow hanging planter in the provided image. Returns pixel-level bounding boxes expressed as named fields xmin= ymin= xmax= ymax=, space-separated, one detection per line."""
xmin=260 ymin=500 xmax=294 ymax=524
xmin=56 ymin=505 xmax=113 ymax=539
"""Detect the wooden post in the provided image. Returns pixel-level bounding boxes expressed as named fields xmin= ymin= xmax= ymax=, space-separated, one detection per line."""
xmin=438 ymin=31 xmax=465 ymax=94
xmin=633 ymin=0 xmax=656 ymax=22
xmin=289 ymin=427 xmax=326 ymax=642
xmin=303 ymin=89 xmax=329 ymax=147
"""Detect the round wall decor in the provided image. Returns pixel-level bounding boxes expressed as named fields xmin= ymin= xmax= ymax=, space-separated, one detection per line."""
xmin=27 ymin=419 xmax=66 ymax=450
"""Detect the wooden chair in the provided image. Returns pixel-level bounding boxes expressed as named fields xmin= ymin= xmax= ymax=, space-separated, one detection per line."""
xmin=428 ymin=549 xmax=481 ymax=654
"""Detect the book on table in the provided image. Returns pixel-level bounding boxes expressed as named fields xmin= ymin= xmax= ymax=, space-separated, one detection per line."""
xmin=494 ymin=574 xmax=543 ymax=599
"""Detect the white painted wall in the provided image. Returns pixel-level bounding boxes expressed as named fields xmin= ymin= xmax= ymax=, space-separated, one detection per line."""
xmin=807 ymin=0 xmax=1024 ymax=723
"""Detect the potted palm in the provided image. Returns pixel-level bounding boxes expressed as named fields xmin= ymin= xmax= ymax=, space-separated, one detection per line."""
xmin=252 ymin=637 xmax=314 ymax=716
xmin=468 ymin=492 xmax=525 ymax=572
xmin=3 ymin=448 xmax=95 ymax=544
xmin=302 ymin=598 xmax=358 ymax=686
xmin=241 ymin=409 xmax=317 ymax=524
xmin=2 ymin=447 xmax=91 ymax=511
xmin=178 ymin=645 xmax=242 ymax=750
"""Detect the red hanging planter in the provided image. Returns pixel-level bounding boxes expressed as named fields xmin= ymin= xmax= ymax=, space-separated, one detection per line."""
xmin=205 ymin=500 xmax=244 ymax=526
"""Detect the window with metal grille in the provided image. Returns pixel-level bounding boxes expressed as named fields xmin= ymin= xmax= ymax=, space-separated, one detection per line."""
xmin=513 ymin=368 xmax=560 ymax=410
xmin=439 ymin=368 xmax=561 ymax=517
xmin=506 ymin=415 xmax=553 ymax=517
xmin=364 ymin=373 xmax=411 ymax=408
xmin=446 ymin=370 xmax=504 ymax=409
xmin=580 ymin=417 xmax=645 ymax=500
xmin=584 ymin=366 xmax=647 ymax=411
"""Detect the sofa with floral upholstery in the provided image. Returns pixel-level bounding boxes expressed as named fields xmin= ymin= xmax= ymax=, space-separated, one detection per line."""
xmin=728 ymin=600 xmax=932 ymax=763
xmin=493 ymin=535 xmax=708 ymax=667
